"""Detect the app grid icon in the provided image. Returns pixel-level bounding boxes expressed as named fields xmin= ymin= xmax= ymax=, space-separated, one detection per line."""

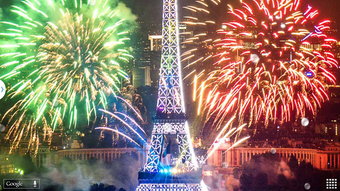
xmin=326 ymin=179 xmax=337 ymax=190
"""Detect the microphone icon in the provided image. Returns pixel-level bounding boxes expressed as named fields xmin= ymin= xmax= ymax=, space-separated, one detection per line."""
xmin=33 ymin=181 xmax=37 ymax=188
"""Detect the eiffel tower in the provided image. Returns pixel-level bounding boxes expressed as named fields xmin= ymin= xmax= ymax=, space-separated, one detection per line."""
xmin=136 ymin=0 xmax=203 ymax=190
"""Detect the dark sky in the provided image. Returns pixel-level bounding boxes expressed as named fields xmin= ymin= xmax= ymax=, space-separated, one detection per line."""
xmin=127 ymin=0 xmax=340 ymax=37
xmin=0 ymin=0 xmax=339 ymax=35
xmin=303 ymin=0 xmax=340 ymax=26
xmin=1 ymin=0 xmax=340 ymax=21
xmin=1 ymin=0 xmax=339 ymax=21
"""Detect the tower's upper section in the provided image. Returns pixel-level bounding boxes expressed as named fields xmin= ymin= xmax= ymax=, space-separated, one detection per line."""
xmin=156 ymin=0 xmax=185 ymax=116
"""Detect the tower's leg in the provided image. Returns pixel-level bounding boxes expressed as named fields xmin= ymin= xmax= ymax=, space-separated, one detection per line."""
xmin=177 ymin=133 xmax=195 ymax=171
xmin=144 ymin=134 xmax=164 ymax=172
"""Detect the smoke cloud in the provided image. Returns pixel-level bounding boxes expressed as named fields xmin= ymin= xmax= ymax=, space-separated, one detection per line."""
xmin=27 ymin=153 xmax=141 ymax=191
xmin=277 ymin=160 xmax=295 ymax=180
xmin=242 ymin=154 xmax=294 ymax=184
xmin=225 ymin=175 xmax=240 ymax=191
xmin=114 ymin=3 xmax=137 ymax=22
xmin=204 ymin=153 xmax=295 ymax=190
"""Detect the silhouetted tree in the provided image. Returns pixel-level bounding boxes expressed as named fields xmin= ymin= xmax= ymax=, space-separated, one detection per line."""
xmin=90 ymin=183 xmax=118 ymax=191
xmin=277 ymin=174 xmax=289 ymax=189
xmin=98 ymin=183 xmax=105 ymax=191
xmin=288 ymin=156 xmax=299 ymax=172
xmin=105 ymin=185 xmax=116 ymax=191
xmin=254 ymin=173 xmax=268 ymax=189
xmin=90 ymin=183 xmax=99 ymax=191
xmin=240 ymin=174 xmax=253 ymax=190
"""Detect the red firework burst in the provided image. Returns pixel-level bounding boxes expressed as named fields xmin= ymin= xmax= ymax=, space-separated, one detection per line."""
xmin=183 ymin=0 xmax=338 ymax=128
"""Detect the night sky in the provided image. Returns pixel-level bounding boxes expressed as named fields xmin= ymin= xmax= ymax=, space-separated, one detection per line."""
xmin=1 ymin=0 xmax=340 ymax=36
xmin=303 ymin=0 xmax=340 ymax=35
xmin=126 ymin=0 xmax=340 ymax=40
xmin=130 ymin=0 xmax=340 ymax=36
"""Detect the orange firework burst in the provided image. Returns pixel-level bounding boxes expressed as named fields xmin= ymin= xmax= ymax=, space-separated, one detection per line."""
xmin=183 ymin=0 xmax=338 ymax=129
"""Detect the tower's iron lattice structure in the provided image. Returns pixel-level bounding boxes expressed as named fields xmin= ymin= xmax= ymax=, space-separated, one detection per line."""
xmin=136 ymin=0 xmax=202 ymax=190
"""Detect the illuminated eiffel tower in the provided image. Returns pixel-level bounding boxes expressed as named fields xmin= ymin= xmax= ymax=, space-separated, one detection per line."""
xmin=136 ymin=0 xmax=202 ymax=190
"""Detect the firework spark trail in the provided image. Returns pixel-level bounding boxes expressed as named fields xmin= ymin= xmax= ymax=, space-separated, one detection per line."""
xmin=95 ymin=127 xmax=141 ymax=147
xmin=201 ymin=116 xmax=249 ymax=162
xmin=116 ymin=96 xmax=144 ymax=122
xmin=115 ymin=112 xmax=146 ymax=134
xmin=226 ymin=136 xmax=251 ymax=152
xmin=205 ymin=122 xmax=249 ymax=162
xmin=183 ymin=0 xmax=338 ymax=131
xmin=99 ymin=109 xmax=147 ymax=143
xmin=0 ymin=0 xmax=135 ymax=153
xmin=207 ymin=135 xmax=251 ymax=164
xmin=205 ymin=128 xmax=236 ymax=161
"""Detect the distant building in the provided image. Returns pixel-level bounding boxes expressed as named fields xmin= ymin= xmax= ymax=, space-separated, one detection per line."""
xmin=55 ymin=148 xmax=145 ymax=165
xmin=208 ymin=139 xmax=340 ymax=171
xmin=0 ymin=154 xmax=14 ymax=174
xmin=0 ymin=145 xmax=146 ymax=175
xmin=149 ymin=35 xmax=162 ymax=51
xmin=131 ymin=22 xmax=190 ymax=89
xmin=133 ymin=65 xmax=151 ymax=87
xmin=131 ymin=31 xmax=161 ymax=89
xmin=316 ymin=86 xmax=340 ymax=137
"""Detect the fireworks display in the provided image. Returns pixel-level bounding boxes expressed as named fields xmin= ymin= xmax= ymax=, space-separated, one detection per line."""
xmin=183 ymin=0 xmax=338 ymax=131
xmin=96 ymin=107 xmax=147 ymax=147
xmin=0 ymin=0 xmax=134 ymax=153
xmin=205 ymin=116 xmax=250 ymax=162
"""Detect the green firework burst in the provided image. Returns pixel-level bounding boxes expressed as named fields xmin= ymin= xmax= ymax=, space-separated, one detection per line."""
xmin=0 ymin=0 xmax=135 ymax=153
